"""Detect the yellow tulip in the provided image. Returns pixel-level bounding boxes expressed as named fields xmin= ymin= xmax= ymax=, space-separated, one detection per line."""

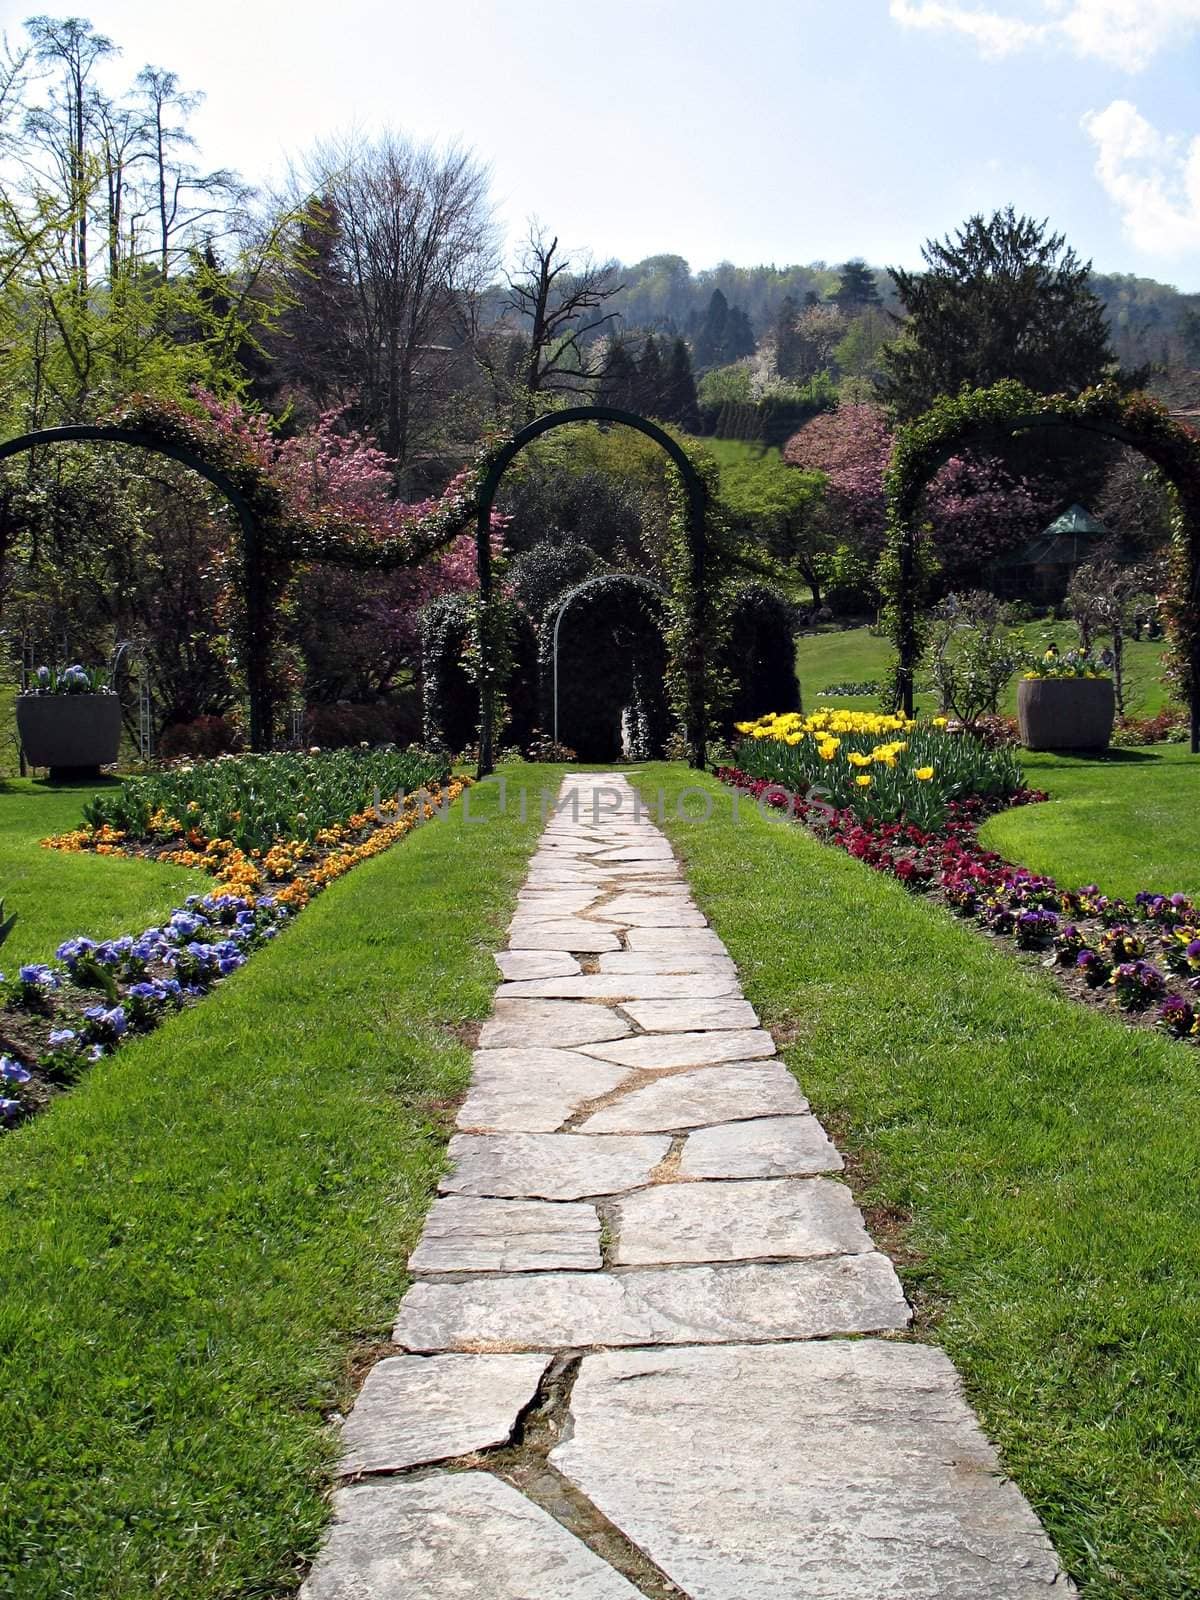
xmin=855 ymin=774 xmax=872 ymax=788
xmin=915 ymin=766 xmax=935 ymax=781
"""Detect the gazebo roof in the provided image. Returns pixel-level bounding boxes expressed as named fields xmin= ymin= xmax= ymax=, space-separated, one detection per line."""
xmin=999 ymin=503 xmax=1108 ymax=567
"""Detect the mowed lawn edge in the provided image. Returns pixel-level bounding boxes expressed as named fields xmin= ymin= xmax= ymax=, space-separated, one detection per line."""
xmin=0 ymin=766 xmax=563 ymax=1600
xmin=636 ymin=764 xmax=1200 ymax=1600
xmin=978 ymin=745 xmax=1200 ymax=900
xmin=0 ymin=778 xmax=201 ymax=968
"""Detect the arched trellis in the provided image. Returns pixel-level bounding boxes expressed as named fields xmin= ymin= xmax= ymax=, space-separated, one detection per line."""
xmin=0 ymin=405 xmax=712 ymax=774
xmin=883 ymin=383 xmax=1200 ymax=752
xmin=473 ymin=406 xmax=710 ymax=775
xmin=0 ymin=423 xmax=277 ymax=749
xmin=547 ymin=572 xmax=668 ymax=748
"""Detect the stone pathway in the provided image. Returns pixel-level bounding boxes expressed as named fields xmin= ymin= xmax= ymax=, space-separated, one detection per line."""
xmin=302 ymin=774 xmax=1074 ymax=1598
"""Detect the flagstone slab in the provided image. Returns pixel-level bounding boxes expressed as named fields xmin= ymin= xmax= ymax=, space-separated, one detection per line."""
xmin=578 ymin=1063 xmax=809 ymax=1132
xmin=551 ymin=1342 xmax=1069 ymax=1600
xmin=594 ymin=847 xmax=676 ymax=862
xmin=506 ymin=919 xmax=621 ymax=953
xmin=515 ymin=889 xmax=603 ymax=914
xmin=439 ymin=1132 xmax=671 ymax=1200
xmin=625 ymin=927 xmax=728 ymax=954
xmin=494 ymin=973 xmax=740 ymax=1001
xmin=612 ymin=1177 xmax=872 ymax=1266
xmin=679 ymin=1115 xmax=843 ymax=1178
xmin=578 ymin=1028 xmax=775 ymax=1071
xmin=494 ymin=950 xmax=580 ymax=981
xmin=408 ymin=1196 xmax=601 ymax=1274
xmin=395 ymin=1253 xmax=909 ymax=1351
xmin=302 ymin=1473 xmax=643 ymax=1599
xmin=458 ymin=1050 xmax=631 ymax=1133
xmin=619 ymin=997 xmax=758 ymax=1032
xmin=337 ymin=1352 xmax=549 ymax=1474
xmin=478 ymin=1000 xmax=630 ymax=1050
xmin=598 ymin=951 xmax=738 ymax=977
xmin=594 ymin=904 xmax=709 ymax=928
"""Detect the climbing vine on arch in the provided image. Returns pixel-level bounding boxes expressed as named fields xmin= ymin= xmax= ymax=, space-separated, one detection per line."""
xmin=2 ymin=396 xmax=742 ymax=770
xmin=879 ymin=380 xmax=1200 ymax=751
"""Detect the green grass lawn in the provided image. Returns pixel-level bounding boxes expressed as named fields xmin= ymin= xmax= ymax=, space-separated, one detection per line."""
xmin=0 ymin=765 xmax=563 ymax=1599
xmin=637 ymin=764 xmax=1200 ymax=1600
xmin=977 ymin=744 xmax=1200 ymax=900
xmin=0 ymin=779 xmax=201 ymax=967
xmin=795 ymin=623 xmax=1173 ymax=720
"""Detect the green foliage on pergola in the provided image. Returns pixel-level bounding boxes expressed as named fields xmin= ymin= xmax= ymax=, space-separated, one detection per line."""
xmin=1 ymin=402 xmax=730 ymax=770
xmin=880 ymin=381 xmax=1200 ymax=751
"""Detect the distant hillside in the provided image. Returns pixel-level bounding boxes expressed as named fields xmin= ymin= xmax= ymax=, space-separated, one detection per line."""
xmin=603 ymin=256 xmax=1200 ymax=370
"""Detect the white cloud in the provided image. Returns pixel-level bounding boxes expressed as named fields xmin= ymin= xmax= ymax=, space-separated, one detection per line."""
xmin=888 ymin=0 xmax=1044 ymax=55
xmin=1082 ymin=100 xmax=1200 ymax=254
xmin=889 ymin=0 xmax=1200 ymax=70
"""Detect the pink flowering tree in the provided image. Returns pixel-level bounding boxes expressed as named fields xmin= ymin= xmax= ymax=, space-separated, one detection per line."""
xmin=189 ymin=393 xmax=489 ymax=715
xmin=784 ymin=402 xmax=1055 ymax=586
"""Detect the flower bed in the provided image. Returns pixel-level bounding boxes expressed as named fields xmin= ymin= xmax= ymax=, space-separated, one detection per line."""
xmin=43 ymin=750 xmax=459 ymax=911
xmin=733 ymin=708 xmax=1023 ymax=830
xmin=73 ymin=747 xmax=446 ymax=854
xmin=3 ymin=759 xmax=468 ymax=1129
xmin=717 ymin=765 xmax=1200 ymax=1049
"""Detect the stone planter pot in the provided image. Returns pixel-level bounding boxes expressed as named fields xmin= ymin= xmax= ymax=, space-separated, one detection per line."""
xmin=1017 ymin=676 xmax=1115 ymax=752
xmin=15 ymin=693 xmax=122 ymax=778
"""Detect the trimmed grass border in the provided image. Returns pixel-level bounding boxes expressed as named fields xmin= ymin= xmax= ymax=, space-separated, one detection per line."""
xmin=978 ymin=745 xmax=1200 ymax=900
xmin=0 ymin=779 xmax=200 ymax=969
xmin=637 ymin=763 xmax=1200 ymax=1600
xmin=0 ymin=765 xmax=565 ymax=1599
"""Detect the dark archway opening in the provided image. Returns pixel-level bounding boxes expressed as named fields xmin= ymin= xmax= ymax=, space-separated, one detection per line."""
xmin=545 ymin=577 xmax=670 ymax=761
xmin=720 ymin=582 xmax=801 ymax=732
xmin=474 ymin=405 xmax=709 ymax=774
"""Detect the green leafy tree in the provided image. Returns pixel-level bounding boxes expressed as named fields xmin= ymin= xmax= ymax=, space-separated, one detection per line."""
xmin=635 ymin=334 xmax=664 ymax=416
xmin=717 ymin=451 xmax=831 ymax=605
xmin=879 ymin=207 xmax=1115 ymax=419
xmin=829 ymin=259 xmax=881 ymax=311
xmin=775 ymin=293 xmax=802 ymax=378
xmin=599 ymin=339 xmax=639 ymax=411
xmin=662 ymin=336 xmax=701 ymax=432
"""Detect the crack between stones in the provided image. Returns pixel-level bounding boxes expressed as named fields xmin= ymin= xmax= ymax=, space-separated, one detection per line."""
xmin=407 ymin=1241 xmax=879 ymax=1284
xmin=461 ymin=1355 xmax=690 ymax=1600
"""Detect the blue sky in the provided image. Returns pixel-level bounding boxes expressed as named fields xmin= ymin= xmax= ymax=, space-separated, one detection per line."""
xmin=5 ymin=0 xmax=1199 ymax=288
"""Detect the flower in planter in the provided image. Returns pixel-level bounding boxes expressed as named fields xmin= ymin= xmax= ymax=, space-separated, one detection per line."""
xmin=21 ymin=661 xmax=114 ymax=695
xmin=1110 ymin=960 xmax=1167 ymax=1010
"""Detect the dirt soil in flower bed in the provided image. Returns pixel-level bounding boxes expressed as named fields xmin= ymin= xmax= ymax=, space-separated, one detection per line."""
xmin=717 ymin=766 xmax=1200 ymax=1051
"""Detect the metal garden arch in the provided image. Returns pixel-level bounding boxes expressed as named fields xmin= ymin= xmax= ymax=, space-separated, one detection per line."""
xmin=886 ymin=389 xmax=1200 ymax=752
xmin=0 ymin=423 xmax=275 ymax=749
xmin=473 ymin=405 xmax=710 ymax=776
xmin=0 ymin=406 xmax=712 ymax=773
